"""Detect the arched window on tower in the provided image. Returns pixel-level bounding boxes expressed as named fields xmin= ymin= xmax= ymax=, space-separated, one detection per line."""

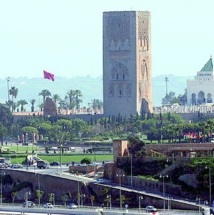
xmin=207 ymin=93 xmax=212 ymax=103
xmin=191 ymin=93 xmax=196 ymax=105
xmin=118 ymin=85 xmax=123 ymax=97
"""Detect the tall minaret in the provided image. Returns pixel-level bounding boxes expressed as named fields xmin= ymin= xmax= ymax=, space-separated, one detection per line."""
xmin=103 ymin=11 xmax=152 ymax=117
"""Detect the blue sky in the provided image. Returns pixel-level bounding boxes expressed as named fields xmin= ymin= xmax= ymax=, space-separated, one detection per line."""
xmin=0 ymin=0 xmax=213 ymax=79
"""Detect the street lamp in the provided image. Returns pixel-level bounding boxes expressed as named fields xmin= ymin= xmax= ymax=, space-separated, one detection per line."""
xmin=59 ymin=144 xmax=62 ymax=173
xmin=138 ymin=195 xmax=143 ymax=211
xmin=7 ymin=77 xmax=10 ymax=102
xmin=116 ymin=172 xmax=125 ymax=209
xmin=196 ymin=197 xmax=201 ymax=214
xmin=36 ymin=174 xmax=41 ymax=206
xmin=25 ymin=191 xmax=31 ymax=208
xmin=107 ymin=194 xmax=111 ymax=209
xmin=130 ymin=153 xmax=133 ymax=187
xmin=160 ymin=174 xmax=168 ymax=210
xmin=81 ymin=193 xmax=85 ymax=207
xmin=0 ymin=172 xmax=5 ymax=206
xmin=205 ymin=165 xmax=212 ymax=205
xmin=75 ymin=174 xmax=80 ymax=207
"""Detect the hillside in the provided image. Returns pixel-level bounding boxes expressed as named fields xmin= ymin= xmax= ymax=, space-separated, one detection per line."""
xmin=0 ymin=75 xmax=193 ymax=111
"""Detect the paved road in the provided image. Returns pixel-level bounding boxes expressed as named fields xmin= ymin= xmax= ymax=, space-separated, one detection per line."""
xmin=0 ymin=205 xmax=202 ymax=215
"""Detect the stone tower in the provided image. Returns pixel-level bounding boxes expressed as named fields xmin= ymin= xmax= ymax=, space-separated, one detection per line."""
xmin=103 ymin=11 xmax=152 ymax=117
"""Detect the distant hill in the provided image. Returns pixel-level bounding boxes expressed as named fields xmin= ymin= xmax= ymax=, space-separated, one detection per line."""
xmin=0 ymin=75 xmax=193 ymax=111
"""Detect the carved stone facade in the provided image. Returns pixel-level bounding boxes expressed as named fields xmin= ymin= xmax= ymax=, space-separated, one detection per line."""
xmin=103 ymin=11 xmax=152 ymax=117
xmin=43 ymin=97 xmax=57 ymax=116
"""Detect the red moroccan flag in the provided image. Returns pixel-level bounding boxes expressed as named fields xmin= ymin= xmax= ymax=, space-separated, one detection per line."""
xmin=43 ymin=70 xmax=54 ymax=81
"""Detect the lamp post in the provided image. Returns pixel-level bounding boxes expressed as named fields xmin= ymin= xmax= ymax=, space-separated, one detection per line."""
xmin=116 ymin=172 xmax=125 ymax=209
xmin=37 ymin=174 xmax=41 ymax=206
xmin=160 ymin=174 xmax=168 ymax=210
xmin=130 ymin=153 xmax=133 ymax=187
xmin=75 ymin=174 xmax=80 ymax=207
xmin=107 ymin=194 xmax=111 ymax=209
xmin=93 ymin=150 xmax=97 ymax=178
xmin=138 ymin=195 xmax=143 ymax=212
xmin=25 ymin=191 xmax=31 ymax=208
xmin=6 ymin=76 xmax=10 ymax=101
xmin=0 ymin=172 xmax=5 ymax=206
xmin=60 ymin=144 xmax=62 ymax=173
xmin=81 ymin=193 xmax=85 ymax=207
xmin=205 ymin=165 xmax=212 ymax=205
xmin=196 ymin=197 xmax=201 ymax=214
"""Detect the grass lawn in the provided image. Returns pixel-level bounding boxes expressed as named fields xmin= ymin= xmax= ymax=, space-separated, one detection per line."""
xmin=3 ymin=144 xmax=113 ymax=164
xmin=38 ymin=154 xmax=113 ymax=163
xmin=11 ymin=153 xmax=113 ymax=164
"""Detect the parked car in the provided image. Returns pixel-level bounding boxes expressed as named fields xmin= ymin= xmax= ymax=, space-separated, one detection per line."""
xmin=44 ymin=203 xmax=54 ymax=208
xmin=145 ymin=205 xmax=157 ymax=212
xmin=67 ymin=203 xmax=77 ymax=209
xmin=96 ymin=178 xmax=105 ymax=183
xmin=11 ymin=163 xmax=23 ymax=168
xmin=50 ymin=161 xmax=60 ymax=166
xmin=22 ymin=201 xmax=35 ymax=208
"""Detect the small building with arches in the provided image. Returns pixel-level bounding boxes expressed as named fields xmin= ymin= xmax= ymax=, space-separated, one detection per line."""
xmin=187 ymin=57 xmax=214 ymax=105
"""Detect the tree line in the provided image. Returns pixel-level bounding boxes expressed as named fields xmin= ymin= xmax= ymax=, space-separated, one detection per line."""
xmin=0 ymin=103 xmax=213 ymax=145
xmin=5 ymin=86 xmax=103 ymax=113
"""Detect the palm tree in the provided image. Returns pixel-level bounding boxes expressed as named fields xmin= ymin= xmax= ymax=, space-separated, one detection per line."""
xmin=39 ymin=89 xmax=51 ymax=103
xmin=17 ymin=100 xmax=28 ymax=112
xmin=58 ymin=98 xmax=67 ymax=110
xmin=52 ymin=94 xmax=60 ymax=109
xmin=66 ymin=90 xmax=76 ymax=109
xmin=74 ymin=90 xmax=82 ymax=109
xmin=29 ymin=99 xmax=36 ymax=112
xmin=11 ymin=191 xmax=17 ymax=204
xmin=5 ymin=100 xmax=13 ymax=111
xmin=9 ymin=86 xmax=18 ymax=112
xmin=91 ymin=99 xmax=103 ymax=109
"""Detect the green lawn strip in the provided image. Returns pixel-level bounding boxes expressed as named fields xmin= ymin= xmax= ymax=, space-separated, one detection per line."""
xmin=38 ymin=154 xmax=113 ymax=163
xmin=3 ymin=145 xmax=38 ymax=153
xmin=11 ymin=154 xmax=113 ymax=164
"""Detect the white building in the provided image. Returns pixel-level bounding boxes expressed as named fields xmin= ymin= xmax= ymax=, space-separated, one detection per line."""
xmin=187 ymin=57 xmax=214 ymax=105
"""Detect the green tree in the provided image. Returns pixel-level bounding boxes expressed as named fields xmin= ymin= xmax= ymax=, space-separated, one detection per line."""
xmin=5 ymin=100 xmax=13 ymax=112
xmin=11 ymin=191 xmax=17 ymax=204
xmin=74 ymin=90 xmax=82 ymax=109
xmin=91 ymin=99 xmax=103 ymax=109
xmin=17 ymin=100 xmax=28 ymax=112
xmin=128 ymin=135 xmax=146 ymax=157
xmin=48 ymin=193 xmax=55 ymax=205
xmin=36 ymin=189 xmax=44 ymax=206
xmin=9 ymin=86 xmax=18 ymax=112
xmin=61 ymin=193 xmax=68 ymax=206
xmin=0 ymin=122 xmax=7 ymax=145
xmin=90 ymin=195 xmax=95 ymax=207
xmin=52 ymin=94 xmax=60 ymax=109
xmin=162 ymin=91 xmax=179 ymax=106
xmin=39 ymin=89 xmax=51 ymax=103
xmin=29 ymin=99 xmax=36 ymax=112
xmin=66 ymin=90 xmax=76 ymax=109
xmin=80 ymin=158 xmax=91 ymax=164
xmin=0 ymin=104 xmax=12 ymax=128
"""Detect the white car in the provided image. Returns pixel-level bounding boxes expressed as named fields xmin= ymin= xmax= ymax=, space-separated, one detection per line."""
xmin=145 ymin=205 xmax=157 ymax=212
xmin=67 ymin=203 xmax=77 ymax=209
xmin=44 ymin=203 xmax=54 ymax=208
xmin=22 ymin=201 xmax=35 ymax=208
